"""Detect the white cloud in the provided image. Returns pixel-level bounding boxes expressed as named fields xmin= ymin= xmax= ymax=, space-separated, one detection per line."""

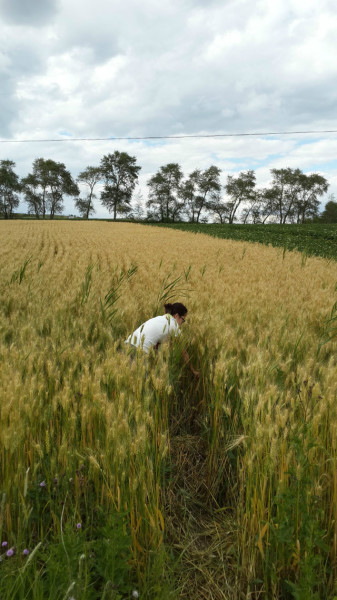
xmin=0 ymin=0 xmax=336 ymax=216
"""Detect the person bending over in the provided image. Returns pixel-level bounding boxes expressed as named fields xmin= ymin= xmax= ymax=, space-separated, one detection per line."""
xmin=125 ymin=302 xmax=199 ymax=378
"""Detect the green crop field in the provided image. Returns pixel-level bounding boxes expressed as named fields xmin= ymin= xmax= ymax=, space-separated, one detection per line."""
xmin=149 ymin=223 xmax=337 ymax=261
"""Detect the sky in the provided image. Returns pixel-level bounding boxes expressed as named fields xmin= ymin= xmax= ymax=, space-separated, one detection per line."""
xmin=1 ymin=0 xmax=337 ymax=218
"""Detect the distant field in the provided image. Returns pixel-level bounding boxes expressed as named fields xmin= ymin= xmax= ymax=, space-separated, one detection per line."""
xmin=149 ymin=222 xmax=337 ymax=261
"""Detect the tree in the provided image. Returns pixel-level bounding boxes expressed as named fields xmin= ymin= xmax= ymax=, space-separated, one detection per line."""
xmin=131 ymin=190 xmax=145 ymax=220
xmin=21 ymin=172 xmax=42 ymax=218
xmin=224 ymin=170 xmax=256 ymax=224
xmin=207 ymin=192 xmax=228 ymax=223
xmin=22 ymin=158 xmax=49 ymax=218
xmin=76 ymin=166 xmax=101 ymax=219
xmin=0 ymin=160 xmax=21 ymax=219
xmin=181 ymin=166 xmax=221 ymax=223
xmin=294 ymin=172 xmax=329 ymax=223
xmin=100 ymin=152 xmax=141 ymax=220
xmin=147 ymin=163 xmax=184 ymax=222
xmin=320 ymin=195 xmax=337 ymax=223
xmin=47 ymin=162 xmax=80 ymax=219
xmin=241 ymin=190 xmax=263 ymax=224
xmin=265 ymin=168 xmax=329 ymax=224
xmin=257 ymin=187 xmax=281 ymax=224
xmin=22 ymin=158 xmax=79 ymax=219
xmin=240 ymin=187 xmax=282 ymax=224
xmin=268 ymin=168 xmax=303 ymax=224
xmin=179 ymin=178 xmax=197 ymax=222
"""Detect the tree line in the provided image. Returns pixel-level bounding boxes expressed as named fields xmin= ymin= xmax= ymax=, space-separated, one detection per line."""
xmin=0 ymin=152 xmax=336 ymax=223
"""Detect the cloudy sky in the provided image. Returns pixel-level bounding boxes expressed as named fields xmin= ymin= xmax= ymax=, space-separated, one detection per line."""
xmin=1 ymin=0 xmax=337 ymax=217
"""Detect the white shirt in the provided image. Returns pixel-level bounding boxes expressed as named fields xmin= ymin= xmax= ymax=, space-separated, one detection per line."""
xmin=125 ymin=314 xmax=181 ymax=353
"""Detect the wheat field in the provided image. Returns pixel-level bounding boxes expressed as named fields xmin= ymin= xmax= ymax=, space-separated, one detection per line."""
xmin=0 ymin=220 xmax=336 ymax=599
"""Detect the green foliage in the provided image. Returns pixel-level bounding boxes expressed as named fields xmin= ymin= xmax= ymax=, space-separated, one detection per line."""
xmin=183 ymin=264 xmax=192 ymax=281
xmin=317 ymin=298 xmax=337 ymax=354
xmin=22 ymin=158 xmax=80 ymax=220
xmin=268 ymin=168 xmax=328 ymax=225
xmin=80 ymin=264 xmax=94 ymax=305
xmin=320 ymin=198 xmax=337 ymax=223
xmin=147 ymin=163 xmax=184 ymax=222
xmin=262 ymin=422 xmax=329 ymax=598
xmin=0 ymin=160 xmax=21 ymax=219
xmin=181 ymin=165 xmax=221 ymax=223
xmin=100 ymin=265 xmax=138 ymax=326
xmin=149 ymin=222 xmax=337 ymax=261
xmin=10 ymin=257 xmax=32 ymax=284
xmin=156 ymin=272 xmax=189 ymax=313
xmin=223 ymin=169 xmax=256 ymax=224
xmin=100 ymin=152 xmax=141 ymax=220
xmin=76 ymin=166 xmax=101 ymax=219
xmin=0 ymin=507 xmax=134 ymax=600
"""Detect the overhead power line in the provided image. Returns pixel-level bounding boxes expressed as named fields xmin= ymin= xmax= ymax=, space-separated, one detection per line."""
xmin=0 ymin=129 xmax=337 ymax=143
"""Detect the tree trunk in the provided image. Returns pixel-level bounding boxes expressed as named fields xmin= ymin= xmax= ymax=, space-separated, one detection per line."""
xmin=42 ymin=190 xmax=46 ymax=219
xmin=86 ymin=192 xmax=93 ymax=219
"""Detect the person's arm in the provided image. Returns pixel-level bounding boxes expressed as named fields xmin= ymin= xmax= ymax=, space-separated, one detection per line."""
xmin=182 ymin=348 xmax=199 ymax=378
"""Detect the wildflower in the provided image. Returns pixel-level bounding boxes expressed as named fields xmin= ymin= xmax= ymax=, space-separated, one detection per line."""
xmin=69 ymin=478 xmax=73 ymax=483
xmin=39 ymin=481 xmax=46 ymax=488
xmin=23 ymin=549 xmax=30 ymax=556
xmin=132 ymin=591 xmax=139 ymax=599
xmin=76 ymin=523 xmax=82 ymax=529
xmin=6 ymin=548 xmax=14 ymax=557
xmin=1 ymin=541 xmax=8 ymax=547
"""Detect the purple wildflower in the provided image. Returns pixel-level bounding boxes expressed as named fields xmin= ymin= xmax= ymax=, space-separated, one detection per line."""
xmin=23 ymin=549 xmax=30 ymax=556
xmin=76 ymin=523 xmax=82 ymax=529
xmin=1 ymin=541 xmax=8 ymax=547
xmin=6 ymin=548 xmax=14 ymax=557
xmin=39 ymin=481 xmax=46 ymax=488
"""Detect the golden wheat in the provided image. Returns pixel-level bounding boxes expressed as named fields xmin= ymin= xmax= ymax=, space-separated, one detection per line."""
xmin=0 ymin=220 xmax=336 ymax=596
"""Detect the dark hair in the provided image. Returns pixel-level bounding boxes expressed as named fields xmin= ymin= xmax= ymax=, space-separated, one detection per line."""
xmin=164 ymin=302 xmax=188 ymax=317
